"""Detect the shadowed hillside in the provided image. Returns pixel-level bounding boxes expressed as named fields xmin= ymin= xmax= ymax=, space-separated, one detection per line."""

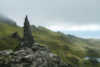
xmin=0 ymin=15 xmax=16 ymax=25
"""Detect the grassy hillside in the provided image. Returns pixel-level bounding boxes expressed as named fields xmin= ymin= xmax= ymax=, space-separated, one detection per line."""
xmin=0 ymin=22 xmax=100 ymax=67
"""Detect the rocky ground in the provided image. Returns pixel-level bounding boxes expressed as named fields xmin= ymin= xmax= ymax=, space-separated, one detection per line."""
xmin=0 ymin=43 xmax=72 ymax=67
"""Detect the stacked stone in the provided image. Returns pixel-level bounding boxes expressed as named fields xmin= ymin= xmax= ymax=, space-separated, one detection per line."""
xmin=23 ymin=16 xmax=34 ymax=48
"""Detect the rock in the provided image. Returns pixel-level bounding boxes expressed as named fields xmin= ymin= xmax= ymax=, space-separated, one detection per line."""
xmin=0 ymin=49 xmax=13 ymax=55
xmin=0 ymin=43 xmax=70 ymax=67
xmin=23 ymin=16 xmax=34 ymax=48
xmin=11 ymin=32 xmax=21 ymax=40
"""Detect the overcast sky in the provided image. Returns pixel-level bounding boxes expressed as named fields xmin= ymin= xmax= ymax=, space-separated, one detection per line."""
xmin=0 ymin=0 xmax=99 ymax=38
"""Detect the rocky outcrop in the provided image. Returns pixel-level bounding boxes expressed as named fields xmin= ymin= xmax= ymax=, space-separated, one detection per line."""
xmin=0 ymin=16 xmax=72 ymax=67
xmin=0 ymin=43 xmax=72 ymax=67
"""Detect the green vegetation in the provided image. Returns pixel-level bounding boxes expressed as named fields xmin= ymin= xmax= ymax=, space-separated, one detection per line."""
xmin=0 ymin=22 xmax=100 ymax=67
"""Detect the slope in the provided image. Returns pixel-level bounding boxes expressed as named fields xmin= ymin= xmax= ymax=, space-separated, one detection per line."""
xmin=0 ymin=22 xmax=100 ymax=67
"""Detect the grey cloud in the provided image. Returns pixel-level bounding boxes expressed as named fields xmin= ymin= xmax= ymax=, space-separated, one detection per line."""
xmin=0 ymin=0 xmax=99 ymax=26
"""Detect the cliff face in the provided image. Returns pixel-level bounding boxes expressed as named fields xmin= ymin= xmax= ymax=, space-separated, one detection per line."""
xmin=0 ymin=16 xmax=72 ymax=67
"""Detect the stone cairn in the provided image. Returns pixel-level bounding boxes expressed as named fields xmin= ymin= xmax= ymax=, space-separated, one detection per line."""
xmin=22 ymin=16 xmax=34 ymax=48
xmin=0 ymin=16 xmax=72 ymax=67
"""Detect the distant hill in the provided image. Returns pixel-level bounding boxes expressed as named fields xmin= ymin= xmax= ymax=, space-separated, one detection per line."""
xmin=0 ymin=20 xmax=100 ymax=67
xmin=0 ymin=15 xmax=16 ymax=25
